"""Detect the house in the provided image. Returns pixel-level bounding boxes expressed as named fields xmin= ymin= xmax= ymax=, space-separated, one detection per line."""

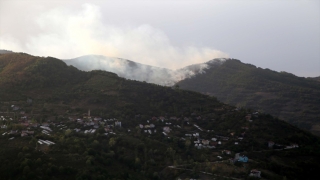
xmin=104 ymin=127 xmax=112 ymax=132
xmin=238 ymin=155 xmax=248 ymax=162
xmin=211 ymin=138 xmax=217 ymax=141
xmin=222 ymin=150 xmax=231 ymax=155
xmin=235 ymin=142 xmax=239 ymax=145
xmin=94 ymin=117 xmax=102 ymax=121
xmin=249 ymin=169 xmax=261 ymax=178
xmin=144 ymin=125 xmax=150 ymax=128
xmin=193 ymin=133 xmax=199 ymax=137
xmin=163 ymin=126 xmax=170 ymax=133
xmin=139 ymin=124 xmax=144 ymax=129
xmin=12 ymin=106 xmax=20 ymax=111
xmin=10 ymin=130 xmax=18 ymax=134
xmin=42 ymin=123 xmax=49 ymax=127
xmin=162 ymin=132 xmax=167 ymax=136
xmin=150 ymin=124 xmax=155 ymax=128
xmin=268 ymin=141 xmax=275 ymax=148
xmin=1 ymin=125 xmax=7 ymax=129
xmin=216 ymin=135 xmax=229 ymax=141
xmin=218 ymin=141 xmax=222 ymax=145
xmin=170 ymin=117 xmax=177 ymax=120
xmin=202 ymin=140 xmax=210 ymax=145
xmin=22 ymin=130 xmax=34 ymax=135
xmin=115 ymin=121 xmax=121 ymax=127
xmin=291 ymin=143 xmax=299 ymax=148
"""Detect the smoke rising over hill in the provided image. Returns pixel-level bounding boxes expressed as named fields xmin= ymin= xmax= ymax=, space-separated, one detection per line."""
xmin=0 ymin=3 xmax=228 ymax=71
xmin=64 ymin=55 xmax=226 ymax=86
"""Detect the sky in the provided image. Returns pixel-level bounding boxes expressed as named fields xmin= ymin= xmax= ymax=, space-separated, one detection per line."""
xmin=0 ymin=0 xmax=319 ymax=77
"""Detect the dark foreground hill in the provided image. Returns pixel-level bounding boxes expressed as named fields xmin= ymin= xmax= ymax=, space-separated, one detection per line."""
xmin=177 ymin=59 xmax=320 ymax=136
xmin=0 ymin=53 xmax=319 ymax=180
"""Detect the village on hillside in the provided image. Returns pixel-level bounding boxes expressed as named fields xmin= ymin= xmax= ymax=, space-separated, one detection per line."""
xmin=0 ymin=98 xmax=302 ymax=180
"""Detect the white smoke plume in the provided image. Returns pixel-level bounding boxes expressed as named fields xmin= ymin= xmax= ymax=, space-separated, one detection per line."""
xmin=0 ymin=3 xmax=228 ymax=85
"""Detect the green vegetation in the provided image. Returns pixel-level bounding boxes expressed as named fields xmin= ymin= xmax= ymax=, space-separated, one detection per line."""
xmin=177 ymin=59 xmax=320 ymax=135
xmin=0 ymin=53 xmax=319 ymax=180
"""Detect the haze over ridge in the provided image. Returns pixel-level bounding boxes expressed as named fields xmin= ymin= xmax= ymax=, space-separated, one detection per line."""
xmin=63 ymin=54 xmax=227 ymax=86
xmin=0 ymin=3 xmax=228 ymax=70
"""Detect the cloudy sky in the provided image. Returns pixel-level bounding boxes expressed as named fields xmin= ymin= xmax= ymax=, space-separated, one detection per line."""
xmin=0 ymin=0 xmax=319 ymax=77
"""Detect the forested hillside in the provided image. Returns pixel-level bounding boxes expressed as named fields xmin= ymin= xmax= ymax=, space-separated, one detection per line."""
xmin=177 ymin=59 xmax=320 ymax=135
xmin=0 ymin=53 xmax=319 ymax=180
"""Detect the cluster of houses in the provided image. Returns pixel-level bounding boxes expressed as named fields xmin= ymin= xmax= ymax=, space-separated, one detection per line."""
xmin=40 ymin=125 xmax=52 ymax=135
xmin=84 ymin=129 xmax=96 ymax=134
xmin=268 ymin=141 xmax=299 ymax=149
xmin=38 ymin=139 xmax=55 ymax=146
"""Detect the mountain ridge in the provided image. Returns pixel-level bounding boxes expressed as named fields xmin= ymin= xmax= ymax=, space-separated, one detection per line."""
xmin=177 ymin=59 xmax=320 ymax=135
xmin=0 ymin=52 xmax=319 ymax=179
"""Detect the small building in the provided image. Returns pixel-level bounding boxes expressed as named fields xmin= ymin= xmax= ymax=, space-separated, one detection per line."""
xmin=144 ymin=125 xmax=150 ymax=128
xmin=249 ymin=169 xmax=261 ymax=178
xmin=291 ymin=143 xmax=299 ymax=148
xmin=162 ymin=132 xmax=167 ymax=136
xmin=268 ymin=141 xmax=275 ymax=148
xmin=202 ymin=140 xmax=210 ymax=145
xmin=238 ymin=155 xmax=248 ymax=163
xmin=222 ymin=150 xmax=231 ymax=155
xmin=94 ymin=117 xmax=102 ymax=121
xmin=115 ymin=121 xmax=121 ymax=128
xmin=163 ymin=126 xmax=170 ymax=133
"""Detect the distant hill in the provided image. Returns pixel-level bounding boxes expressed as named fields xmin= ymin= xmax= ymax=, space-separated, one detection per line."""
xmin=177 ymin=59 xmax=320 ymax=135
xmin=0 ymin=53 xmax=319 ymax=179
xmin=63 ymin=55 xmax=225 ymax=86
xmin=63 ymin=55 xmax=176 ymax=86
xmin=0 ymin=49 xmax=14 ymax=54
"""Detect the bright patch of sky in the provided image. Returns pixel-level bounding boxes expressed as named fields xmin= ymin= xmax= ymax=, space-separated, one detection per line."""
xmin=0 ymin=0 xmax=319 ymax=77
